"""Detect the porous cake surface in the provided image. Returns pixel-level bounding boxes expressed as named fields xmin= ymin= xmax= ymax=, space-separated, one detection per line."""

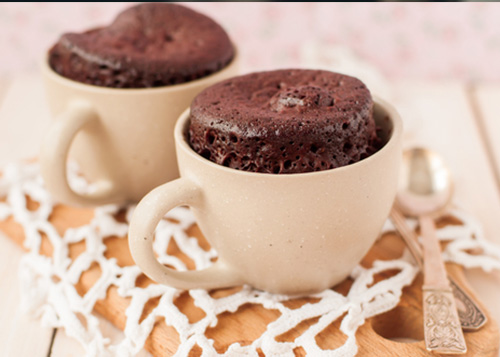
xmin=49 ymin=3 xmax=234 ymax=88
xmin=189 ymin=69 xmax=378 ymax=174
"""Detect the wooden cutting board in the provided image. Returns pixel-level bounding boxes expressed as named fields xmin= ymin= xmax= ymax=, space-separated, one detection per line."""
xmin=0 ymin=199 xmax=498 ymax=356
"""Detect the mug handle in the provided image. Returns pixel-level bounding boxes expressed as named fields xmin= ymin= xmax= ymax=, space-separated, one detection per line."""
xmin=40 ymin=100 xmax=124 ymax=206
xmin=129 ymin=178 xmax=243 ymax=290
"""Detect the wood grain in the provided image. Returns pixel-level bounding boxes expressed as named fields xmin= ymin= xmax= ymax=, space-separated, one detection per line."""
xmin=1 ymin=79 xmax=500 ymax=355
xmin=394 ymin=81 xmax=500 ymax=330
xmin=470 ymin=83 xmax=500 ymax=189
xmin=0 ymin=76 xmax=51 ymax=165
xmin=393 ymin=81 xmax=500 ymax=240
xmin=50 ymin=316 xmax=151 ymax=357
xmin=0 ymin=232 xmax=55 ymax=357
xmin=0 ymin=77 xmax=57 ymax=357
xmin=0 ymin=201 xmax=498 ymax=356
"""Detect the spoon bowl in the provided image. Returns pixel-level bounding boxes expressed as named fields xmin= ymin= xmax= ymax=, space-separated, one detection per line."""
xmin=396 ymin=148 xmax=453 ymax=217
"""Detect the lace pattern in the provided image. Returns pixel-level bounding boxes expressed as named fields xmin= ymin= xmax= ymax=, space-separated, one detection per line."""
xmin=1 ymin=162 xmax=499 ymax=356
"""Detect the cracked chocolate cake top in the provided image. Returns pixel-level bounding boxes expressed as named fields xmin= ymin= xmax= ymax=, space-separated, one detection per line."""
xmin=189 ymin=69 xmax=378 ymax=174
xmin=48 ymin=3 xmax=234 ymax=88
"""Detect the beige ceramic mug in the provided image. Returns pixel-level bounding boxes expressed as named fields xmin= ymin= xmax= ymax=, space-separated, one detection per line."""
xmin=129 ymin=98 xmax=403 ymax=295
xmin=40 ymin=51 xmax=239 ymax=206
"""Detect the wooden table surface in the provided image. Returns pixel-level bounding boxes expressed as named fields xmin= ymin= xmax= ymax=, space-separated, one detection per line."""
xmin=0 ymin=76 xmax=499 ymax=356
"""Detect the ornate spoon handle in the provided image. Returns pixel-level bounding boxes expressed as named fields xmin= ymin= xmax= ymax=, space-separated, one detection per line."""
xmin=420 ymin=215 xmax=466 ymax=354
xmin=422 ymin=288 xmax=467 ymax=354
xmin=390 ymin=207 xmax=486 ymax=330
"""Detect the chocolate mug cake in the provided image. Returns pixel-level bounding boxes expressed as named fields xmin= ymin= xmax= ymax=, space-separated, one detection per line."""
xmin=41 ymin=3 xmax=239 ymax=206
xmin=129 ymin=86 xmax=403 ymax=294
xmin=189 ymin=69 xmax=378 ymax=174
xmin=48 ymin=3 xmax=234 ymax=88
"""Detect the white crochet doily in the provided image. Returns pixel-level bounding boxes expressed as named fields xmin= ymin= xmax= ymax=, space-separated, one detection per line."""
xmin=1 ymin=162 xmax=500 ymax=357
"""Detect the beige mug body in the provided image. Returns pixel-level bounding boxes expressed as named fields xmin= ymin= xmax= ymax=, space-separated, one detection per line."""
xmin=129 ymin=98 xmax=403 ymax=295
xmin=40 ymin=51 xmax=239 ymax=206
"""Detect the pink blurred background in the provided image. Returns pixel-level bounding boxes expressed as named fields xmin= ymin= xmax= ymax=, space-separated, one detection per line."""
xmin=1 ymin=2 xmax=500 ymax=82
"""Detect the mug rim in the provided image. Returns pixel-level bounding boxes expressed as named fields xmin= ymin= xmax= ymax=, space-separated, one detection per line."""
xmin=41 ymin=44 xmax=239 ymax=95
xmin=175 ymin=96 xmax=403 ymax=179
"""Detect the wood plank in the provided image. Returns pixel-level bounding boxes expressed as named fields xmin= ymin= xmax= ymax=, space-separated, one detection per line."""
xmin=467 ymin=84 xmax=500 ymax=350
xmin=50 ymin=316 xmax=151 ymax=357
xmin=0 ymin=76 xmax=151 ymax=356
xmin=0 ymin=203 xmax=498 ymax=356
xmin=0 ymin=79 xmax=54 ymax=357
xmin=393 ymin=80 xmax=500 ymax=327
xmin=1 ymin=77 xmax=500 ymax=355
xmin=0 ymin=75 xmax=51 ymax=165
xmin=0 ymin=232 xmax=55 ymax=357
xmin=471 ymin=83 xmax=500 ymax=189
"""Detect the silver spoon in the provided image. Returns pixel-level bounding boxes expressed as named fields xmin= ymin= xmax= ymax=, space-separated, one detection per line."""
xmin=396 ymin=148 xmax=467 ymax=354
xmin=390 ymin=207 xmax=487 ymax=330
